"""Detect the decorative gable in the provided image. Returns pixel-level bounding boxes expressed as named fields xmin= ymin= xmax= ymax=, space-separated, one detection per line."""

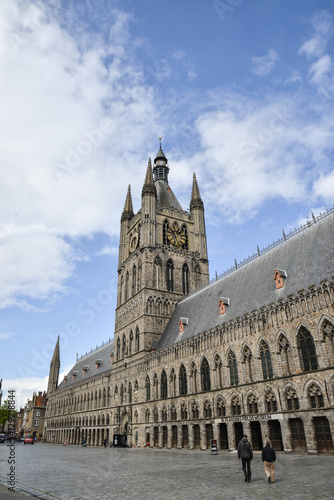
xmin=179 ymin=317 xmax=188 ymax=333
xmin=274 ymin=269 xmax=287 ymax=289
xmin=219 ymin=297 xmax=230 ymax=315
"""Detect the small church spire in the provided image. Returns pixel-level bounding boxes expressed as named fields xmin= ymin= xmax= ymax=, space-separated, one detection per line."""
xmin=121 ymin=185 xmax=134 ymax=221
xmin=47 ymin=336 xmax=60 ymax=394
xmin=142 ymin=158 xmax=156 ymax=197
xmin=190 ymin=172 xmax=204 ymax=211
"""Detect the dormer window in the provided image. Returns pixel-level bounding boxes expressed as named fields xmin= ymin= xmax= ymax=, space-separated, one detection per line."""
xmin=83 ymin=365 xmax=89 ymax=375
xmin=179 ymin=317 xmax=188 ymax=334
xmin=274 ymin=269 xmax=287 ymax=290
xmin=63 ymin=376 xmax=68 ymax=384
xmin=71 ymin=371 xmax=78 ymax=380
xmin=219 ymin=297 xmax=230 ymax=315
xmin=110 ymin=352 xmax=114 ymax=364
xmin=95 ymin=359 xmax=102 ymax=370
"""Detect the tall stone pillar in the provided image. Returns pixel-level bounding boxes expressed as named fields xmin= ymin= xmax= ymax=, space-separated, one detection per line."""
xmin=227 ymin=422 xmax=235 ymax=450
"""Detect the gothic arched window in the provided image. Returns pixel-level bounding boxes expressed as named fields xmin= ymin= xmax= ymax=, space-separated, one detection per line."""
xmin=179 ymin=364 xmax=187 ymax=395
xmin=194 ymin=265 xmax=201 ymax=289
xmin=231 ymin=395 xmax=241 ymax=415
xmin=216 ymin=396 xmax=226 ymax=417
xmin=201 ymin=357 xmax=211 ymax=392
xmin=145 ymin=376 xmax=151 ymax=402
xmin=132 ymin=265 xmax=137 ymax=295
xmin=125 ymin=271 xmax=129 ymax=301
xmin=161 ymin=370 xmax=168 ymax=399
xmin=153 ymin=257 xmax=162 ymax=289
xmin=129 ymin=330 xmax=133 ymax=356
xmin=259 ymin=340 xmax=273 ymax=380
xmin=128 ymin=382 xmax=132 ymax=404
xmin=170 ymin=405 xmax=177 ymax=421
xmin=322 ymin=320 xmax=334 ymax=366
xmin=192 ymin=401 xmax=199 ymax=419
xmin=135 ymin=327 xmax=140 ymax=352
xmin=308 ymin=384 xmax=324 ymax=408
xmin=243 ymin=346 xmax=253 ymax=383
xmin=285 ymin=387 xmax=299 ymax=411
xmin=116 ymin=337 xmax=121 ymax=361
xmin=122 ymin=334 xmax=127 ymax=357
xmin=265 ymin=390 xmax=278 ymax=413
xmin=228 ymin=350 xmax=238 ymax=386
xmin=181 ymin=403 xmax=188 ymax=420
xmin=247 ymin=394 xmax=258 ymax=414
xmin=166 ymin=260 xmax=174 ymax=292
xmin=203 ymin=400 xmax=212 ymax=418
xmin=278 ymin=334 xmax=292 ymax=375
xmin=297 ymin=327 xmax=318 ymax=372
xmin=182 ymin=263 xmax=189 ymax=295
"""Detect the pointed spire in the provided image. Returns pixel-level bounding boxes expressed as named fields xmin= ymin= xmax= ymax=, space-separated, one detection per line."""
xmin=142 ymin=158 xmax=157 ymax=197
xmin=51 ymin=336 xmax=60 ymax=366
xmin=121 ymin=185 xmax=134 ymax=221
xmin=190 ymin=172 xmax=204 ymax=211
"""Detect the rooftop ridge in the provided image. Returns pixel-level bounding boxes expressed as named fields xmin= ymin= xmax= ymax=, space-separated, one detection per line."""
xmin=181 ymin=205 xmax=334 ymax=303
xmin=78 ymin=337 xmax=114 ymax=362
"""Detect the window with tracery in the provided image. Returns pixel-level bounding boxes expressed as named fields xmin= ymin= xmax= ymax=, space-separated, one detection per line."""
xmin=323 ymin=320 xmax=334 ymax=366
xmin=201 ymin=357 xmax=211 ymax=392
xmin=171 ymin=405 xmax=177 ymax=421
xmin=297 ymin=327 xmax=318 ymax=372
xmin=163 ymin=220 xmax=170 ymax=245
xmin=161 ymin=406 xmax=168 ymax=422
xmin=228 ymin=351 xmax=238 ymax=386
xmin=265 ymin=390 xmax=278 ymax=412
xmin=181 ymin=403 xmax=188 ymax=420
xmin=146 ymin=376 xmax=151 ymax=402
xmin=179 ymin=364 xmax=187 ymax=395
xmin=247 ymin=394 xmax=258 ymax=414
xmin=259 ymin=340 xmax=273 ymax=380
xmin=231 ymin=395 xmax=241 ymax=415
xmin=132 ymin=265 xmax=136 ymax=295
xmin=153 ymin=407 xmax=159 ymax=423
xmin=145 ymin=408 xmax=150 ymax=423
xmin=161 ymin=370 xmax=168 ymax=399
xmin=128 ymin=382 xmax=132 ymax=404
xmin=182 ymin=264 xmax=189 ymax=295
xmin=203 ymin=400 xmax=212 ymax=418
xmin=308 ymin=384 xmax=324 ymax=408
xmin=278 ymin=334 xmax=292 ymax=375
xmin=243 ymin=346 xmax=253 ymax=382
xmin=285 ymin=387 xmax=300 ymax=410
xmin=192 ymin=401 xmax=199 ymax=419
xmin=135 ymin=327 xmax=140 ymax=352
xmin=216 ymin=397 xmax=226 ymax=417
xmin=166 ymin=260 xmax=174 ymax=292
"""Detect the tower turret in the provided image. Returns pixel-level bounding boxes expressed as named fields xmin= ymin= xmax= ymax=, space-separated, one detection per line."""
xmin=141 ymin=158 xmax=156 ymax=247
xmin=153 ymin=144 xmax=169 ymax=183
xmin=47 ymin=336 xmax=60 ymax=394
xmin=118 ymin=185 xmax=134 ymax=267
xmin=190 ymin=172 xmax=208 ymax=262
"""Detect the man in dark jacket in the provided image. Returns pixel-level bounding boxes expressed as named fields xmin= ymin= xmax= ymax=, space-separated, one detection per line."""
xmin=238 ymin=435 xmax=253 ymax=483
xmin=262 ymin=440 xmax=276 ymax=483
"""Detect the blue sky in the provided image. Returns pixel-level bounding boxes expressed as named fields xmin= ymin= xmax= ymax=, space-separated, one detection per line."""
xmin=1 ymin=0 xmax=334 ymax=409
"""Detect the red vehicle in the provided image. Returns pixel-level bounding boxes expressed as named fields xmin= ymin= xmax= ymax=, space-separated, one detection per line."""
xmin=24 ymin=436 xmax=34 ymax=444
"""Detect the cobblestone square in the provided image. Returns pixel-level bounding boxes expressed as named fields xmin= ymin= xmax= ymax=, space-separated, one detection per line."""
xmin=1 ymin=443 xmax=334 ymax=500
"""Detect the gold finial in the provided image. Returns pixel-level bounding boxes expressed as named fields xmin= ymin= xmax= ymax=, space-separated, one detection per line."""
xmin=159 ymin=134 xmax=164 ymax=147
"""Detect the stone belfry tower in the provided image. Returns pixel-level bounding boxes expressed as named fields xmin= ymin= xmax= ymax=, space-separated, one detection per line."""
xmin=114 ymin=143 xmax=209 ymax=365
xmin=47 ymin=336 xmax=60 ymax=394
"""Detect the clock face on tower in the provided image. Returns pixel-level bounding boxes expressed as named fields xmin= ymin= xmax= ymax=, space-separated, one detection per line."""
xmin=129 ymin=231 xmax=139 ymax=252
xmin=167 ymin=223 xmax=186 ymax=247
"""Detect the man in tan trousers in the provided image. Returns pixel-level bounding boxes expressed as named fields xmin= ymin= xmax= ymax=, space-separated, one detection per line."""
xmin=261 ymin=440 xmax=276 ymax=483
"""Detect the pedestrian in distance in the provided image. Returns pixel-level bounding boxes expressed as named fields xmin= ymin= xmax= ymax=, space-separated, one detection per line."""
xmin=238 ymin=434 xmax=253 ymax=483
xmin=262 ymin=440 xmax=276 ymax=484
xmin=103 ymin=437 xmax=107 ymax=448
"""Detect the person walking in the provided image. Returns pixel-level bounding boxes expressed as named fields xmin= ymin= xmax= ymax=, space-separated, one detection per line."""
xmin=262 ymin=440 xmax=276 ymax=483
xmin=238 ymin=434 xmax=253 ymax=483
xmin=103 ymin=437 xmax=107 ymax=448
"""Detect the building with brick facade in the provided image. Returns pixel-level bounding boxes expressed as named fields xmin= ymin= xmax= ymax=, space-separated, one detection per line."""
xmin=44 ymin=145 xmax=334 ymax=453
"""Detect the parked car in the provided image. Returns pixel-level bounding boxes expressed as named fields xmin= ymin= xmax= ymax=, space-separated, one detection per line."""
xmin=24 ymin=436 xmax=34 ymax=444
xmin=0 ymin=434 xmax=5 ymax=443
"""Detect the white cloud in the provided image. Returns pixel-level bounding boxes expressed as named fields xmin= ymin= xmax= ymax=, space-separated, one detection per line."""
xmin=313 ymin=170 xmax=334 ymax=203
xmin=0 ymin=1 xmax=159 ymax=309
xmin=0 ymin=332 xmax=15 ymax=340
xmin=250 ymin=49 xmax=278 ymax=76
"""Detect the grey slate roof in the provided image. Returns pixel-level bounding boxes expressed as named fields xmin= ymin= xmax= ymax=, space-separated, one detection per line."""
xmin=157 ymin=211 xmax=334 ymax=350
xmin=155 ymin=179 xmax=183 ymax=211
xmin=55 ymin=340 xmax=114 ymax=393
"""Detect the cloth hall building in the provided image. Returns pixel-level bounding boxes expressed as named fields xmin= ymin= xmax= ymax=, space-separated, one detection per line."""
xmin=44 ymin=145 xmax=334 ymax=454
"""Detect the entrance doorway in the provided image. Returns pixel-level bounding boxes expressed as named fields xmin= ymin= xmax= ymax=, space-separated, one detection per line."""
xmin=172 ymin=426 xmax=178 ymax=448
xmin=313 ymin=417 xmax=334 ymax=453
xmin=153 ymin=426 xmax=159 ymax=447
xmin=289 ymin=418 xmax=307 ymax=452
xmin=234 ymin=422 xmax=243 ymax=449
xmin=219 ymin=423 xmax=228 ymax=450
xmin=250 ymin=421 xmax=263 ymax=451
xmin=269 ymin=420 xmax=283 ymax=451
xmin=206 ymin=424 xmax=213 ymax=449
xmin=162 ymin=426 xmax=168 ymax=447
xmin=193 ymin=424 xmax=201 ymax=449
xmin=182 ymin=425 xmax=189 ymax=448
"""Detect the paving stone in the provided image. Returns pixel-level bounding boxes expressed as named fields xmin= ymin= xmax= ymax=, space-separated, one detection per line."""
xmin=1 ymin=443 xmax=333 ymax=500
